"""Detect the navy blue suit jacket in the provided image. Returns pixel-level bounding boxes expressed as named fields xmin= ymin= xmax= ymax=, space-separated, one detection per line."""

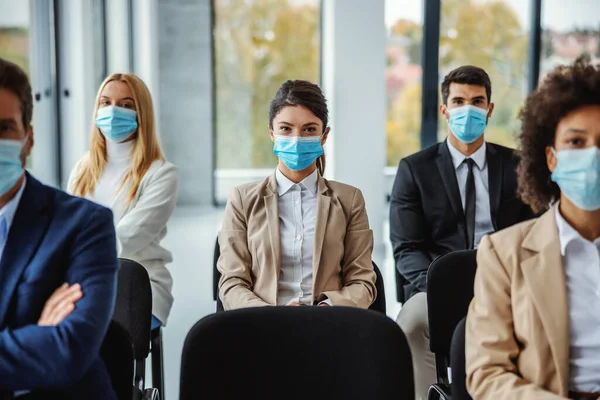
xmin=0 ymin=173 xmax=118 ymax=399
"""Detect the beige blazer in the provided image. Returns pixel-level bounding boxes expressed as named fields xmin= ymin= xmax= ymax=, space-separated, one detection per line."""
xmin=217 ymin=172 xmax=377 ymax=310
xmin=466 ymin=209 xmax=570 ymax=400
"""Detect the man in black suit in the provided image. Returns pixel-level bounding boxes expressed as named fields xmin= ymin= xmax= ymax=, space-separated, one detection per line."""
xmin=389 ymin=65 xmax=534 ymax=399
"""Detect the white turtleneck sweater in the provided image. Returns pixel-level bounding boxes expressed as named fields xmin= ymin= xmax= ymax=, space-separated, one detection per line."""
xmin=92 ymin=140 xmax=133 ymax=208
xmin=67 ymin=141 xmax=180 ymax=325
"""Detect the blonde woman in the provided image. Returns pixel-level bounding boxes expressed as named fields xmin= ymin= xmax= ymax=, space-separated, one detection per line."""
xmin=68 ymin=73 xmax=179 ymax=330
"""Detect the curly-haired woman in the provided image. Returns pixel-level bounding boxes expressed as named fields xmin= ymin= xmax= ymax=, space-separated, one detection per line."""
xmin=466 ymin=56 xmax=600 ymax=400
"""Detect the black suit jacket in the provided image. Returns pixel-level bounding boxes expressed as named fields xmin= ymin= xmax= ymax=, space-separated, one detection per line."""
xmin=389 ymin=140 xmax=534 ymax=300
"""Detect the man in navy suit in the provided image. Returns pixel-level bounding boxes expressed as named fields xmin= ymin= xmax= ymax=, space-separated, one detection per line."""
xmin=0 ymin=59 xmax=118 ymax=398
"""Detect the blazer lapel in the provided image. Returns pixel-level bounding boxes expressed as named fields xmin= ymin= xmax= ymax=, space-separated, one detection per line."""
xmin=312 ymin=175 xmax=330 ymax=287
xmin=0 ymin=174 xmax=51 ymax=326
xmin=486 ymin=144 xmax=502 ymax=230
xmin=263 ymin=175 xmax=281 ymax=284
xmin=520 ymin=210 xmax=569 ymax=394
xmin=436 ymin=141 xmax=466 ymax=235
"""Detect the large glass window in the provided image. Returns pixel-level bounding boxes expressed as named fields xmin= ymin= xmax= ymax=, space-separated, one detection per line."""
xmin=214 ymin=0 xmax=321 ymax=200
xmin=385 ymin=0 xmax=423 ymax=166
xmin=540 ymin=0 xmax=600 ymax=81
xmin=438 ymin=0 xmax=530 ymax=149
xmin=0 ymin=0 xmax=30 ymax=74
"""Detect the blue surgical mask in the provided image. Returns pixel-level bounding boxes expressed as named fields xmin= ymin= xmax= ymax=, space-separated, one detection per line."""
xmin=551 ymin=147 xmax=600 ymax=211
xmin=0 ymin=139 xmax=25 ymax=197
xmin=273 ymin=135 xmax=324 ymax=171
xmin=95 ymin=105 xmax=138 ymax=142
xmin=448 ymin=105 xmax=488 ymax=144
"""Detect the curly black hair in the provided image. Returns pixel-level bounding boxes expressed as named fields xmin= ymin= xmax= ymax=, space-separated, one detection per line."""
xmin=517 ymin=55 xmax=600 ymax=213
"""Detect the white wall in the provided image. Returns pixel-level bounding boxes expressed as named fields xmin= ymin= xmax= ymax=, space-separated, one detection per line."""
xmin=57 ymin=0 xmax=98 ymax=187
xmin=29 ymin=0 xmax=59 ymax=187
xmin=322 ymin=0 xmax=388 ymax=259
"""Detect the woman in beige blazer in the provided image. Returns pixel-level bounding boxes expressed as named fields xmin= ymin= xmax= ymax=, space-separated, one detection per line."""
xmin=218 ymin=80 xmax=376 ymax=310
xmin=466 ymin=56 xmax=600 ymax=400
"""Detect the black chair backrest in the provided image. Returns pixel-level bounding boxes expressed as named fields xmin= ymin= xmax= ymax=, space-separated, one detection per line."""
xmin=213 ymin=237 xmax=220 ymax=301
xmin=427 ymin=249 xmax=477 ymax=357
xmin=180 ymin=307 xmax=413 ymax=399
xmin=101 ymin=321 xmax=135 ymax=400
xmin=114 ymin=258 xmax=152 ymax=360
xmin=214 ymin=238 xmax=385 ymax=313
xmin=370 ymin=261 xmax=386 ymax=314
xmin=450 ymin=317 xmax=471 ymax=400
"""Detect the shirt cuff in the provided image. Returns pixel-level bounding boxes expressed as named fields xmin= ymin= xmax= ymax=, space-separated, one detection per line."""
xmin=319 ymin=298 xmax=333 ymax=306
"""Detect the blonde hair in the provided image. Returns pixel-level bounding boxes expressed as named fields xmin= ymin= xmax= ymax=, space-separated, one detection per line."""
xmin=71 ymin=73 xmax=165 ymax=205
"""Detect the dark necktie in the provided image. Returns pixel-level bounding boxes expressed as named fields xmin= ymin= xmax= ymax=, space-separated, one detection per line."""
xmin=464 ymin=158 xmax=476 ymax=249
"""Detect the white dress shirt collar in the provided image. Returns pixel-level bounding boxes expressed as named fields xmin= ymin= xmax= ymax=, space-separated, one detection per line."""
xmin=447 ymin=139 xmax=487 ymax=171
xmin=554 ymin=202 xmax=600 ymax=256
xmin=275 ymin=168 xmax=318 ymax=197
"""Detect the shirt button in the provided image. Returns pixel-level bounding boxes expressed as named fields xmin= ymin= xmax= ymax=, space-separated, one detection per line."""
xmin=295 ymin=199 xmax=300 ymax=204
xmin=296 ymin=235 xmax=302 ymax=240
xmin=297 ymin=278 xmax=302 ymax=283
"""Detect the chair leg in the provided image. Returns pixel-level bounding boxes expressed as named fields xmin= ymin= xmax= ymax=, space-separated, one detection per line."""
xmin=151 ymin=328 xmax=165 ymax=399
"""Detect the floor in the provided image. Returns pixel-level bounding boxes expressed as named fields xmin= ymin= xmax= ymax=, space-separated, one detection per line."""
xmin=152 ymin=205 xmax=402 ymax=399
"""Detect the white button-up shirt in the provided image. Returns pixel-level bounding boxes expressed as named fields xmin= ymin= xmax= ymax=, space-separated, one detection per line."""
xmin=446 ymin=140 xmax=494 ymax=248
xmin=555 ymin=204 xmax=600 ymax=392
xmin=275 ymin=168 xmax=319 ymax=306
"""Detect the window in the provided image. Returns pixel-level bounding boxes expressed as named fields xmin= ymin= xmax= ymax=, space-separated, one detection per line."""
xmin=213 ymin=0 xmax=321 ymax=201
xmin=540 ymin=0 xmax=600 ymax=81
xmin=438 ymin=0 xmax=530 ymax=149
xmin=385 ymin=0 xmax=423 ymax=166
xmin=0 ymin=0 xmax=30 ymax=74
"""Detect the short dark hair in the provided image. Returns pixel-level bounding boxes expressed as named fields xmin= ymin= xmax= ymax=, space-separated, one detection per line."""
xmin=441 ymin=65 xmax=492 ymax=105
xmin=269 ymin=80 xmax=329 ymax=174
xmin=0 ymin=58 xmax=33 ymax=129
xmin=517 ymin=55 xmax=600 ymax=213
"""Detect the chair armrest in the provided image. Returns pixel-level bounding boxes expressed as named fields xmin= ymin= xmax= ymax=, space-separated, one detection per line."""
xmin=428 ymin=383 xmax=452 ymax=400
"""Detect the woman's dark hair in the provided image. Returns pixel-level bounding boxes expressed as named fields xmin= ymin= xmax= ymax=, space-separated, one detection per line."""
xmin=269 ymin=80 xmax=328 ymax=175
xmin=517 ymin=54 xmax=600 ymax=213
xmin=0 ymin=57 xmax=33 ymax=129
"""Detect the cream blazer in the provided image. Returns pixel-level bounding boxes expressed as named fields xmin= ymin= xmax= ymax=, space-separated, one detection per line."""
xmin=217 ymin=172 xmax=377 ymax=310
xmin=68 ymin=156 xmax=179 ymax=324
xmin=466 ymin=209 xmax=571 ymax=399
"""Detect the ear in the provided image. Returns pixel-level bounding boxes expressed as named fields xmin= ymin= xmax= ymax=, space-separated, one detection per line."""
xmin=268 ymin=124 xmax=275 ymax=142
xmin=487 ymin=102 xmax=495 ymax=121
xmin=321 ymin=127 xmax=330 ymax=146
xmin=546 ymin=146 xmax=557 ymax=173
xmin=20 ymin=126 xmax=34 ymax=166
xmin=439 ymin=104 xmax=449 ymax=121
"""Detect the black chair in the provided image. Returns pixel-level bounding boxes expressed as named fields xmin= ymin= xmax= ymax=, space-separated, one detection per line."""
xmin=115 ymin=258 xmax=161 ymax=400
xmin=214 ymin=238 xmax=386 ymax=313
xmin=371 ymin=261 xmax=386 ymax=314
xmin=426 ymin=250 xmax=477 ymax=400
xmin=180 ymin=307 xmax=414 ymax=399
xmin=450 ymin=318 xmax=471 ymax=400
xmin=101 ymin=321 xmax=135 ymax=400
xmin=212 ymin=237 xmax=220 ymax=302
